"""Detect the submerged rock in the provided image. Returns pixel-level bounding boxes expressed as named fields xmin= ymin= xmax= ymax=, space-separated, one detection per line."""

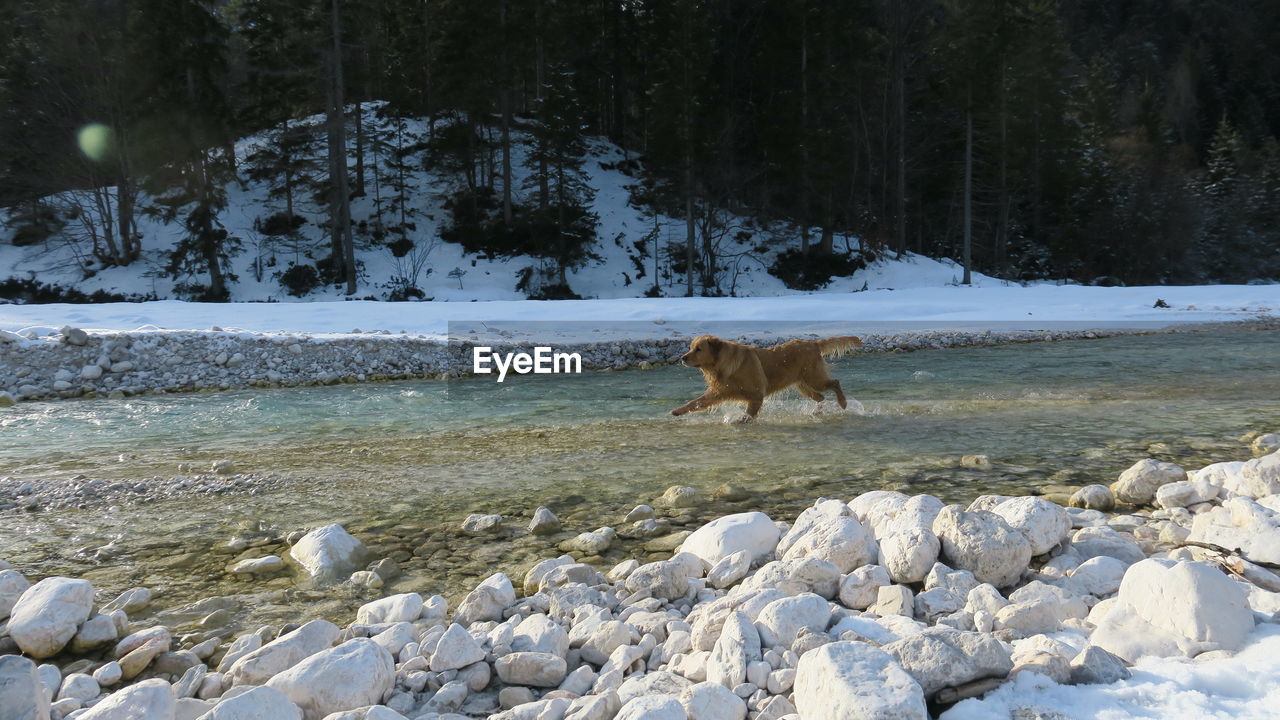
xmin=289 ymin=525 xmax=367 ymax=584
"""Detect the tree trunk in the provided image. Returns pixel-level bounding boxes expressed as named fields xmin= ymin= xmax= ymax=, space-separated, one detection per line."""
xmin=996 ymin=61 xmax=1008 ymax=270
xmin=500 ymin=0 xmax=513 ymax=227
xmin=535 ymin=0 xmax=548 ymax=209
xmin=963 ymin=85 xmax=973 ymax=286
xmin=799 ymin=13 xmax=810 ymax=255
xmin=354 ymin=99 xmax=365 ymax=197
xmin=327 ymin=0 xmax=355 ymax=295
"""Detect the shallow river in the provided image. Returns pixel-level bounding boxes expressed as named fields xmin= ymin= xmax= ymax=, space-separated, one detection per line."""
xmin=1 ymin=327 xmax=1278 ymax=635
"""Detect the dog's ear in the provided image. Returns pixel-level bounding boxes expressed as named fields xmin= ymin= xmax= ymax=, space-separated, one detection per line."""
xmin=712 ymin=339 xmax=745 ymax=377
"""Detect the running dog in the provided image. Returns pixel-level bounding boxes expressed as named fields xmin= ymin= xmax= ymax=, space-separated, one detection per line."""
xmin=671 ymin=334 xmax=861 ymax=420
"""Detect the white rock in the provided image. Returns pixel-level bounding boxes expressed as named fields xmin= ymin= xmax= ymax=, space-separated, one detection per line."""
xmin=454 ymin=572 xmax=516 ymax=626
xmin=611 ymin=695 xmax=683 ymax=720
xmin=199 ymin=685 xmax=302 ymax=720
xmin=754 ymin=593 xmax=829 ymax=648
xmin=512 ymin=613 xmax=569 ymax=657
xmin=624 ymin=560 xmax=690 ymax=601
xmin=794 ymin=641 xmax=927 ymax=720
xmin=1113 ymin=459 xmax=1185 ymax=505
xmin=1069 ymin=525 xmax=1146 ymax=565
xmin=7 ymin=577 xmax=95 ymax=658
xmin=70 ymin=613 xmax=119 ymax=654
xmin=883 ymin=629 xmax=1013 ymax=696
xmin=495 ymin=652 xmax=568 ymax=687
xmin=659 ymin=485 xmax=700 ymax=508
xmin=1240 ymin=453 xmax=1280 ymax=499
xmin=779 ymin=501 xmax=877 ymax=572
xmin=0 ymin=568 xmax=30 ymax=620
xmin=102 ymin=587 xmax=152 ymax=615
xmin=707 ymin=551 xmax=752 ymax=589
xmin=461 ymin=513 xmax=503 ymax=534
xmin=579 ymin=621 xmax=632 ymax=666
xmin=228 ymin=619 xmax=340 ymax=686
xmin=216 ymin=634 xmax=262 ymax=674
xmin=529 ymin=507 xmax=562 ymax=535
xmin=266 ymin=639 xmax=394 ymax=720
xmin=1066 ymin=555 xmax=1128 ymax=597
xmin=289 ymin=525 xmax=367 ymax=584
xmin=562 ymin=527 xmax=616 ymax=555
xmin=429 ymin=623 xmax=486 ymax=672
xmin=1070 ymin=484 xmax=1116 ymax=511
xmin=680 ymin=512 xmax=781 ymax=566
xmin=93 ymin=661 xmax=123 ymax=687
xmin=0 ymin=655 xmax=50 ymax=720
xmin=81 ymin=365 xmax=104 ymax=379
xmin=57 ymin=673 xmax=99 ymax=702
xmin=1155 ymin=479 xmax=1219 ymax=509
xmin=991 ymin=496 xmax=1072 ymax=556
xmin=355 ymin=593 xmax=423 ymax=625
xmin=1091 ymin=559 xmax=1254 ymax=662
xmin=932 ymin=507 xmax=1031 ymax=588
xmin=1069 ymin=645 xmax=1131 ymax=685
xmin=369 ymin=623 xmax=418 ymax=658
xmin=1187 ymin=496 xmax=1280 ymax=565
xmin=707 ymin=612 xmax=760 ymax=688
xmin=878 ymin=528 xmax=940 ymax=584
xmin=78 ymin=678 xmax=175 ymax=720
xmin=869 ymin=585 xmax=914 ymax=618
xmin=837 ymin=565 xmax=891 ymax=610
xmin=229 ymin=556 xmax=284 ymax=574
xmin=678 ymin=681 xmax=746 ymax=720
xmin=745 ymin=558 xmax=839 ymax=598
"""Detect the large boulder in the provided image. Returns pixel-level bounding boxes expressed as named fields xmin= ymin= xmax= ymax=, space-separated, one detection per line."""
xmin=680 ymin=512 xmax=781 ymax=566
xmin=1186 ymin=497 xmax=1280 ymax=565
xmin=1091 ymin=559 xmax=1254 ymax=662
xmin=78 ymin=679 xmax=175 ymax=720
xmin=7 ymin=577 xmax=95 ymax=659
xmin=883 ymin=629 xmax=1013 ymax=697
xmin=990 ymin=496 xmax=1072 ymax=556
xmin=1192 ymin=461 xmax=1249 ymax=496
xmin=511 ymin=613 xmax=570 ymax=657
xmin=429 ymin=623 xmax=487 ymax=672
xmin=228 ymin=620 xmax=340 ymax=686
xmin=1112 ymin=459 xmax=1185 ymax=505
xmin=289 ymin=525 xmax=367 ymax=584
xmin=878 ymin=528 xmax=940 ymax=584
xmin=0 ymin=655 xmax=50 ymax=720
xmin=266 ymin=639 xmax=395 ymax=720
xmin=931 ymin=507 xmax=1031 ymax=588
xmin=200 ymin=686 xmax=302 ymax=720
xmin=778 ymin=500 xmax=877 ymax=572
xmin=794 ymin=641 xmax=927 ymax=720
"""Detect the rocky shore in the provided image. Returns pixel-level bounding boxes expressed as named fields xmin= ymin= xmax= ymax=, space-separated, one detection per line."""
xmin=2 ymin=433 xmax=1280 ymax=719
xmin=0 ymin=321 xmax=1203 ymax=405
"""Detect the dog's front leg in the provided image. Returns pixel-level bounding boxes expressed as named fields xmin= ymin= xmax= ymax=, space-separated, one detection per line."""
xmin=671 ymin=392 xmax=723 ymax=416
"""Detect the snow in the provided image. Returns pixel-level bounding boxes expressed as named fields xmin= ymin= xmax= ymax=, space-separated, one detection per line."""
xmin=942 ymin=624 xmax=1280 ymax=720
xmin=0 ymin=283 xmax=1275 ymax=342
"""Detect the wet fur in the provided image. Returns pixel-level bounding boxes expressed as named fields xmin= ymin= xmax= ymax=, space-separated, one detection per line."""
xmin=671 ymin=334 xmax=861 ymax=420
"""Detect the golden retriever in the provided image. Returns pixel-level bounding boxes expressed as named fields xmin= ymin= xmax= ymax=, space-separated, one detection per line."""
xmin=671 ymin=334 xmax=862 ymax=420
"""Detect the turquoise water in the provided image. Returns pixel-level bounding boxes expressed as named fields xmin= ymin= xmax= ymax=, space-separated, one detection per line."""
xmin=0 ymin=328 xmax=1277 ymax=631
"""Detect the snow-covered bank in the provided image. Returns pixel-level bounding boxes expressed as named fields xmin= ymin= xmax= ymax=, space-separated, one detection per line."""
xmin=2 ymin=436 xmax=1280 ymax=719
xmin=2 ymin=283 xmax=1279 ymax=340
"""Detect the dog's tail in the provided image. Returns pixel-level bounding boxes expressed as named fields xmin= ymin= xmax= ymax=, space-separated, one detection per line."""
xmin=818 ymin=336 xmax=863 ymax=357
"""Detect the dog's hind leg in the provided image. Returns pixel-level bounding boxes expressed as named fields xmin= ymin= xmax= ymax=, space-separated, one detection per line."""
xmin=821 ymin=379 xmax=848 ymax=409
xmin=797 ymin=383 xmax=825 ymax=403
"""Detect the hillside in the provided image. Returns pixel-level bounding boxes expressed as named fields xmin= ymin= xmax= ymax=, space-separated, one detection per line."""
xmin=0 ymin=105 xmax=1002 ymax=305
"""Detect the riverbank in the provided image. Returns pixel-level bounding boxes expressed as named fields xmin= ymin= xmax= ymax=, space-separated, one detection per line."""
xmin=2 ymin=435 xmax=1279 ymax=719
xmin=4 ymin=316 xmax=1279 ymax=405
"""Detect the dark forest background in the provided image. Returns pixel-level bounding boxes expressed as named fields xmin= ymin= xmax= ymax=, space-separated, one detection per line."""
xmin=2 ymin=0 xmax=1279 ymax=300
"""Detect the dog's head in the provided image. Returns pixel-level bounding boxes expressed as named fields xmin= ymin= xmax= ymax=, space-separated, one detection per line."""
xmin=680 ymin=335 xmax=722 ymax=369
xmin=680 ymin=335 xmax=746 ymax=377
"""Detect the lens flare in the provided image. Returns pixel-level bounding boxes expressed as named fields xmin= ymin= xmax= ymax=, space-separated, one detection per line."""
xmin=77 ymin=123 xmax=114 ymax=162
